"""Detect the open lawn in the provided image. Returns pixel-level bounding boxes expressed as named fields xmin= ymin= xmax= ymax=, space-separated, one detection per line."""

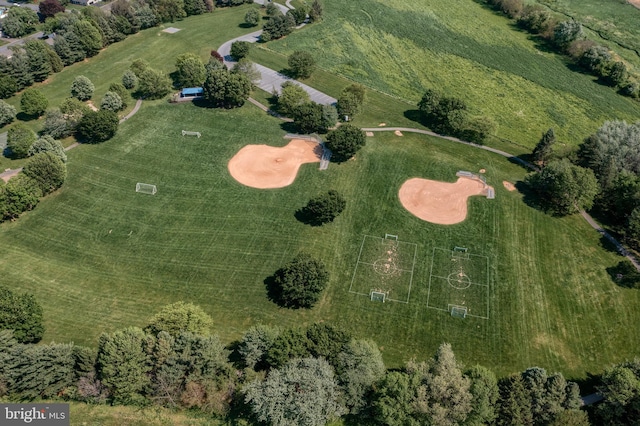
xmin=0 ymin=4 xmax=260 ymax=170
xmin=0 ymin=100 xmax=637 ymax=378
xmin=260 ymin=0 xmax=640 ymax=148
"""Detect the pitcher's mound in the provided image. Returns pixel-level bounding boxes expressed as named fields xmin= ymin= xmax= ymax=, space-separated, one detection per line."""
xmin=228 ymin=139 xmax=321 ymax=189
xmin=399 ymin=177 xmax=492 ymax=225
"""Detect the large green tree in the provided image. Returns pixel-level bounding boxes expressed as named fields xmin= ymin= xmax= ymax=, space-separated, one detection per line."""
xmin=0 ymin=175 xmax=42 ymax=220
xmin=288 ymin=51 xmax=316 ymax=79
xmin=336 ymin=84 xmax=365 ymax=120
xmin=336 ymin=339 xmax=385 ymax=415
xmin=71 ymin=75 xmax=95 ymax=101
xmin=278 ymin=81 xmax=311 ymax=116
xmin=525 ymin=158 xmax=599 ymax=215
xmin=597 ymin=359 xmax=640 ymax=425
xmin=272 ymin=253 xmax=329 ymax=309
xmin=325 ymin=124 xmax=366 ymax=162
xmin=20 ymin=88 xmax=49 ymax=117
xmin=203 ymin=68 xmax=251 ymax=107
xmin=144 ymin=301 xmax=213 ymax=337
xmin=137 ymin=68 xmax=173 ymax=99
xmin=409 ymin=343 xmax=473 ymax=425
xmin=244 ymin=357 xmax=345 ymax=426
xmin=299 ymin=190 xmax=346 ymax=225
xmin=0 ymin=286 xmax=44 ymax=343
xmin=174 ymin=53 xmax=206 ymax=88
xmin=76 ymin=110 xmax=119 ymax=143
xmin=97 ymin=327 xmax=152 ymax=405
xmin=292 ymin=102 xmax=324 ymax=133
xmin=7 ymin=124 xmax=37 ymax=158
xmin=22 ymin=152 xmax=67 ymax=195
xmin=100 ymin=91 xmax=124 ymax=112
xmin=466 ymin=365 xmax=499 ymax=426
xmin=0 ymin=100 xmax=16 ymax=127
xmin=244 ymin=8 xmax=260 ymax=26
xmin=0 ymin=7 xmax=39 ymax=38
xmin=532 ymin=128 xmax=556 ymax=166
xmin=238 ymin=324 xmax=281 ymax=370
xmin=28 ymin=135 xmax=67 ymax=163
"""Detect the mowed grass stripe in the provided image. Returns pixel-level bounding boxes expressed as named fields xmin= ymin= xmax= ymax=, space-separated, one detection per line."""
xmin=1 ymin=104 xmax=638 ymax=377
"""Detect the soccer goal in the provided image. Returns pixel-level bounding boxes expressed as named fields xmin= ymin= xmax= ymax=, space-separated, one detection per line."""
xmin=449 ymin=304 xmax=468 ymax=319
xmin=181 ymin=130 xmax=201 ymax=138
xmin=384 ymin=234 xmax=399 ymax=243
xmin=452 ymin=246 xmax=470 ymax=260
xmin=136 ymin=183 xmax=157 ymax=195
xmin=370 ymin=290 xmax=387 ymax=303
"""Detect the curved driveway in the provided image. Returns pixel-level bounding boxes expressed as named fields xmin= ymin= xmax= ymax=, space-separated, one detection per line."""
xmin=218 ymin=2 xmax=336 ymax=105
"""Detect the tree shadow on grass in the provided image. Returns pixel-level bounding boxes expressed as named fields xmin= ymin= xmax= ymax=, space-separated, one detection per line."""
xmin=294 ymin=207 xmax=323 ymax=227
xmin=515 ymin=180 xmax=546 ymax=212
xmin=278 ymin=120 xmax=298 ymax=133
xmin=16 ymin=112 xmax=37 ymax=122
xmin=403 ymin=109 xmax=423 ymax=126
xmin=263 ymin=273 xmax=283 ymax=306
xmin=606 ymin=260 xmax=640 ymax=289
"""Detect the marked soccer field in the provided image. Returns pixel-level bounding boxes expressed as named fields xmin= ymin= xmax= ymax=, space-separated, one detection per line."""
xmin=427 ymin=247 xmax=490 ymax=319
xmin=349 ymin=235 xmax=417 ymax=303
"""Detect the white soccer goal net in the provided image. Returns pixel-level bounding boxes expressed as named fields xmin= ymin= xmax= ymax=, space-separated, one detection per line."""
xmin=136 ymin=183 xmax=157 ymax=195
xmin=449 ymin=304 xmax=468 ymax=318
xmin=370 ymin=290 xmax=387 ymax=303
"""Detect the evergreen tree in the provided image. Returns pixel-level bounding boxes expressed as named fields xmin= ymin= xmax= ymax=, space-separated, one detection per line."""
xmin=466 ymin=365 xmax=499 ymax=426
xmin=532 ymin=128 xmax=556 ymax=166
xmin=97 ymin=327 xmax=152 ymax=405
xmin=0 ymin=286 xmax=44 ymax=344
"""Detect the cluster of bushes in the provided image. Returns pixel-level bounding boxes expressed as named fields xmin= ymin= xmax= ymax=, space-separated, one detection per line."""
xmin=12 ymin=299 xmax=640 ymax=425
xmin=418 ymin=88 xmax=496 ymax=143
xmin=484 ymin=0 xmax=639 ymax=98
xmin=0 ymin=0 xmax=253 ymax=103
xmin=276 ymin=81 xmax=367 ymax=135
xmin=1 ymin=130 xmax=67 ymax=221
xmin=524 ymin=120 xmax=640 ymax=279
xmin=259 ymin=0 xmax=323 ymax=41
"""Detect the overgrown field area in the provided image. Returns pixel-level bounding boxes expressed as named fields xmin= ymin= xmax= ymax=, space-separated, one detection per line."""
xmin=260 ymin=0 xmax=640 ymax=148
xmin=534 ymin=0 xmax=640 ymax=69
xmin=1 ymin=100 xmax=637 ymax=378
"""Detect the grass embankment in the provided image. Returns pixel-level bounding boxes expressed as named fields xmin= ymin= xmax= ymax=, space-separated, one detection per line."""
xmin=1 ymin=100 xmax=637 ymax=379
xmin=259 ymin=0 xmax=640 ymax=149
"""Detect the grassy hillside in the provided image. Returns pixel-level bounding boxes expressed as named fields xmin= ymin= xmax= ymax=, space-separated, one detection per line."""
xmin=260 ymin=0 xmax=640 ymax=148
xmin=535 ymin=0 xmax=640 ymax=70
xmin=1 ymin=100 xmax=637 ymax=378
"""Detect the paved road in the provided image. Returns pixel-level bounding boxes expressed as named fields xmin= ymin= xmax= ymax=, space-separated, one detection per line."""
xmin=218 ymin=25 xmax=336 ymax=104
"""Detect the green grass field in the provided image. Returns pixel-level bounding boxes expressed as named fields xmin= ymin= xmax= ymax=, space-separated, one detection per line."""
xmin=260 ymin=0 xmax=640 ymax=148
xmin=1 ymin=99 xmax=638 ymax=378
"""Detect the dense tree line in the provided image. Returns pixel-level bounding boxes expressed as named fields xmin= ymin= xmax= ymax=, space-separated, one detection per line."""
xmin=0 ymin=124 xmax=68 ymax=220
xmin=0 ymin=1 xmax=254 ymax=103
xmin=484 ymin=0 xmax=639 ymax=99
xmin=3 ymin=300 xmax=623 ymax=425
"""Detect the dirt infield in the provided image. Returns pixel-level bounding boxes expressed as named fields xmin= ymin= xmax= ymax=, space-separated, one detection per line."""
xmin=630 ymin=0 xmax=640 ymax=9
xmin=398 ymin=176 xmax=492 ymax=224
xmin=228 ymin=139 xmax=322 ymax=188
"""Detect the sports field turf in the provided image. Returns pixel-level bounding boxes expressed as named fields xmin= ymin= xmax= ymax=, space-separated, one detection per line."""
xmin=259 ymin=0 xmax=640 ymax=148
xmin=1 ymin=100 xmax=638 ymax=378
